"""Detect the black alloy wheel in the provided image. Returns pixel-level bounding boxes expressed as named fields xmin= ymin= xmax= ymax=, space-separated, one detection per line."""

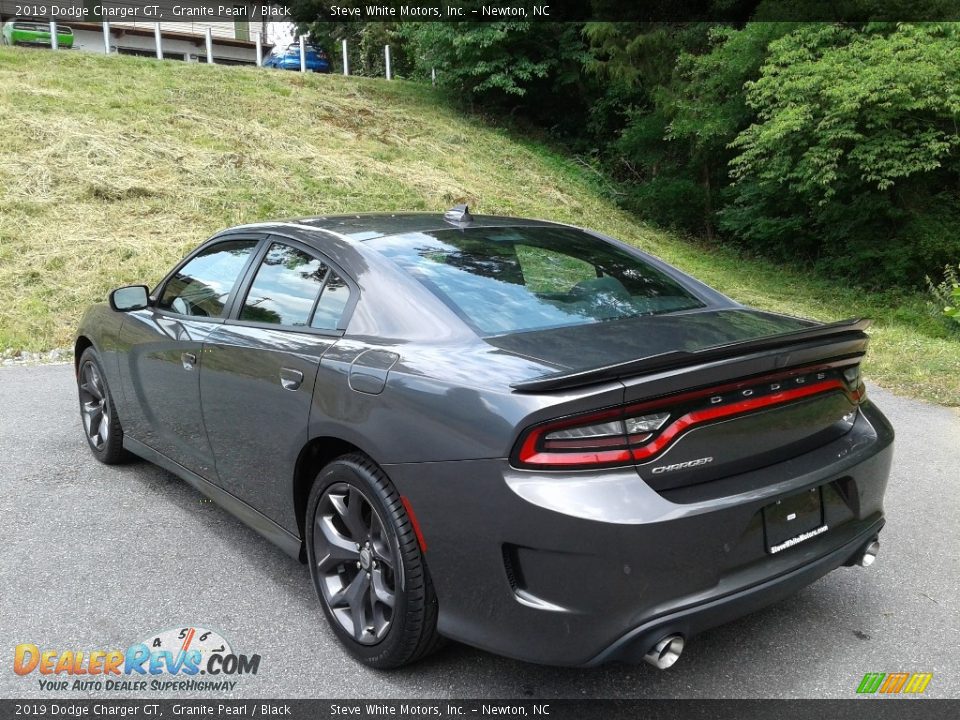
xmin=314 ymin=481 xmax=399 ymax=644
xmin=305 ymin=454 xmax=443 ymax=668
xmin=77 ymin=348 xmax=128 ymax=464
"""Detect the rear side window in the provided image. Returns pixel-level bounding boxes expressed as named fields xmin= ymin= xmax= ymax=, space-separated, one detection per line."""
xmin=367 ymin=227 xmax=704 ymax=335
xmin=240 ymin=243 xmax=328 ymax=327
xmin=158 ymin=240 xmax=257 ymax=318
xmin=311 ymin=272 xmax=350 ymax=330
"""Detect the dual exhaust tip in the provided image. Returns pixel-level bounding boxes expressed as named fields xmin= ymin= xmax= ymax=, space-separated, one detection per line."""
xmin=643 ymin=539 xmax=880 ymax=671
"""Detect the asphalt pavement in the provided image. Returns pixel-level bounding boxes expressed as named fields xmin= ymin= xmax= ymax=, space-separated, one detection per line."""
xmin=1 ymin=364 xmax=957 ymax=699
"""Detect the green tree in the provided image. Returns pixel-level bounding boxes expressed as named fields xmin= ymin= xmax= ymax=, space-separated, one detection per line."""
xmin=723 ymin=23 xmax=960 ymax=284
xmin=400 ymin=21 xmax=587 ymax=115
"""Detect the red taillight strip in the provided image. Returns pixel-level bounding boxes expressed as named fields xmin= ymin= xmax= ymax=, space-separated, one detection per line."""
xmin=518 ymin=378 xmax=851 ymax=468
xmin=521 ymin=446 xmax=634 ymax=467
xmin=629 ymin=379 xmax=846 ymax=461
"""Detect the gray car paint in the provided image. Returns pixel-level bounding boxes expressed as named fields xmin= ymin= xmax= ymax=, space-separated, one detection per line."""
xmin=75 ymin=212 xmax=893 ymax=666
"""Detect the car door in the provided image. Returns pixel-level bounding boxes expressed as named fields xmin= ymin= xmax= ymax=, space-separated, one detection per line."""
xmin=117 ymin=236 xmax=263 ymax=479
xmin=199 ymin=237 xmax=356 ymax=531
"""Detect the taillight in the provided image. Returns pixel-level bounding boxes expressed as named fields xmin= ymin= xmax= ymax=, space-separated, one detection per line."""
xmin=515 ymin=409 xmax=673 ymax=469
xmin=512 ymin=361 xmax=864 ymax=470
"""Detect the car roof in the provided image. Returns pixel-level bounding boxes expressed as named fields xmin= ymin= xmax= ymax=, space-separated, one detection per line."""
xmin=229 ymin=212 xmax=572 ymax=244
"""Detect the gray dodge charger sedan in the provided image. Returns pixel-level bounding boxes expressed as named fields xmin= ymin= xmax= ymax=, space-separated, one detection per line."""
xmin=75 ymin=207 xmax=893 ymax=669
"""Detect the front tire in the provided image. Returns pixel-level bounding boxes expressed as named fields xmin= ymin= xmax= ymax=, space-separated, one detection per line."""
xmin=77 ymin=348 xmax=128 ymax=464
xmin=305 ymin=454 xmax=442 ymax=668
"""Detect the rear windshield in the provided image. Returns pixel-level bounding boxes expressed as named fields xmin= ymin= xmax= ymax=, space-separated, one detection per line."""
xmin=367 ymin=227 xmax=704 ymax=335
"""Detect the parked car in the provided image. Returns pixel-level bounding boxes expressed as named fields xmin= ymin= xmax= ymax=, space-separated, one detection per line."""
xmin=75 ymin=208 xmax=893 ymax=669
xmin=2 ymin=19 xmax=73 ymax=48
xmin=262 ymin=42 xmax=331 ymax=73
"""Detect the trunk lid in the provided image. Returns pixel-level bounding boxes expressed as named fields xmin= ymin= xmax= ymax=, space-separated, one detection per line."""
xmin=504 ymin=311 xmax=869 ymax=491
xmin=487 ymin=308 xmax=815 ymax=385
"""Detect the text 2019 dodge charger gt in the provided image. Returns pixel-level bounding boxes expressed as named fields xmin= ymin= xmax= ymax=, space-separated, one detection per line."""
xmin=75 ymin=207 xmax=893 ymax=669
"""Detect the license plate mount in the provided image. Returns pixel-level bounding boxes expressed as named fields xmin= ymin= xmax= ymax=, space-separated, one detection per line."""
xmin=763 ymin=486 xmax=825 ymax=554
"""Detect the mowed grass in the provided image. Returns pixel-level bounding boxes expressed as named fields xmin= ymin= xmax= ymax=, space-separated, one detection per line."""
xmin=0 ymin=47 xmax=958 ymax=404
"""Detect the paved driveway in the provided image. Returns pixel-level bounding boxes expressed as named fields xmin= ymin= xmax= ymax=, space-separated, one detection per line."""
xmin=1 ymin=365 xmax=957 ymax=698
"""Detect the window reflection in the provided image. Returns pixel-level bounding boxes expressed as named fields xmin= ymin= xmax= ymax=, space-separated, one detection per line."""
xmin=368 ymin=228 xmax=704 ymax=336
xmin=241 ymin=243 xmax=328 ymax=326
xmin=158 ymin=241 xmax=257 ymax=318
xmin=311 ymin=272 xmax=350 ymax=331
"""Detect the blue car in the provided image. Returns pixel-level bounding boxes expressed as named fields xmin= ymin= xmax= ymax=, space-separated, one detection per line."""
xmin=263 ymin=42 xmax=331 ymax=73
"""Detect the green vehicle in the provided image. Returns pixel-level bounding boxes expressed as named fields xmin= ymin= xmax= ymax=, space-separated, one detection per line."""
xmin=1 ymin=20 xmax=74 ymax=48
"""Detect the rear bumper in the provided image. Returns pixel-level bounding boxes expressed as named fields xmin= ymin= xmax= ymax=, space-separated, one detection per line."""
xmin=386 ymin=400 xmax=894 ymax=666
xmin=588 ymin=517 xmax=883 ymax=665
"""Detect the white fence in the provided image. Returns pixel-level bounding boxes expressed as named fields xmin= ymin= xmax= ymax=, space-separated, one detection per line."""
xmin=11 ymin=20 xmax=401 ymax=79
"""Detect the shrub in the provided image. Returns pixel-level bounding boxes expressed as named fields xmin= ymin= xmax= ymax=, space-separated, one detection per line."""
xmin=926 ymin=265 xmax=960 ymax=329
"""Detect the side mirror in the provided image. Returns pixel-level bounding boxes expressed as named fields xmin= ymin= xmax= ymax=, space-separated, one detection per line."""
xmin=109 ymin=285 xmax=150 ymax=312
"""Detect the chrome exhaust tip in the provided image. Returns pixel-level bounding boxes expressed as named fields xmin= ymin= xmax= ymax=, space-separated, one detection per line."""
xmin=643 ymin=634 xmax=684 ymax=670
xmin=859 ymin=539 xmax=880 ymax=567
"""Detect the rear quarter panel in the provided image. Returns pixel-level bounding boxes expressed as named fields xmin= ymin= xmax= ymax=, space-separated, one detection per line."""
xmin=310 ymin=337 xmax=629 ymax=464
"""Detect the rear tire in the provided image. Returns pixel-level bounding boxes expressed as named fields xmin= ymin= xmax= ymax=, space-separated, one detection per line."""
xmin=305 ymin=454 xmax=443 ymax=668
xmin=77 ymin=348 xmax=129 ymax=464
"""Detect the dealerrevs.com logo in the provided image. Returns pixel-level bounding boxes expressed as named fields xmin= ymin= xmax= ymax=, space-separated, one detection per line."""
xmin=13 ymin=627 xmax=261 ymax=692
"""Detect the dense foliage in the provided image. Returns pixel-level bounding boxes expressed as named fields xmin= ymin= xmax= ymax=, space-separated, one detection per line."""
xmin=928 ymin=265 xmax=960 ymax=327
xmin=287 ymin=10 xmax=960 ymax=288
xmin=723 ymin=23 xmax=960 ymax=285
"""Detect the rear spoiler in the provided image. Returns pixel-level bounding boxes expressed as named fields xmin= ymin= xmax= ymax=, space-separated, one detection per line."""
xmin=511 ymin=318 xmax=871 ymax=393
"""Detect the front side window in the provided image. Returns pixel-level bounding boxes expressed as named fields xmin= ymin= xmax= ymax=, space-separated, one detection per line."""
xmin=367 ymin=227 xmax=704 ymax=336
xmin=240 ymin=243 xmax=328 ymax=327
xmin=158 ymin=240 xmax=257 ymax=318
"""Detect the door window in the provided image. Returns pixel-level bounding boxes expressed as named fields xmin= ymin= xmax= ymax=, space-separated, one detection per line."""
xmin=158 ymin=240 xmax=257 ymax=318
xmin=240 ymin=242 xmax=329 ymax=327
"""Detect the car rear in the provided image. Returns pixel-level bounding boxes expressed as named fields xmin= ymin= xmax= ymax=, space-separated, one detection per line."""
xmin=366 ymin=220 xmax=893 ymax=666
xmin=274 ymin=43 xmax=330 ymax=72
xmin=3 ymin=20 xmax=74 ymax=48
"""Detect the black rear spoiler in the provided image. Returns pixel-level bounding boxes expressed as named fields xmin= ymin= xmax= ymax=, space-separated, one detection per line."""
xmin=511 ymin=318 xmax=871 ymax=393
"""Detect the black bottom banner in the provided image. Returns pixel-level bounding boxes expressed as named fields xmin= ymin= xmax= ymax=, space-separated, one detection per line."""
xmin=1 ymin=700 xmax=958 ymax=720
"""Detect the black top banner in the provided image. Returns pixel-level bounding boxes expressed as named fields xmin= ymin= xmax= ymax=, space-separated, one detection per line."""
xmin=1 ymin=0 xmax=960 ymax=23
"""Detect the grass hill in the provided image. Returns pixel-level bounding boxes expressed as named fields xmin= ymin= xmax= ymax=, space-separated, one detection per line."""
xmin=1 ymin=47 xmax=957 ymax=404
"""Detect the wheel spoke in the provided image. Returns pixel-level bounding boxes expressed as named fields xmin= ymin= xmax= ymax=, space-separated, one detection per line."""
xmin=80 ymin=381 xmax=101 ymax=401
xmin=330 ymin=489 xmax=368 ymax=540
xmin=89 ymin=366 xmax=104 ymax=399
xmin=370 ymin=566 xmax=395 ymax=609
xmin=348 ymin=575 xmax=372 ymax=642
xmin=82 ymin=401 xmax=101 ymax=424
xmin=83 ymin=366 xmax=103 ymax=400
xmin=98 ymin=412 xmax=109 ymax=444
xmin=315 ymin=515 xmax=360 ymax=571
xmin=329 ymin=569 xmax=367 ymax=609
xmin=369 ymin=515 xmax=394 ymax=569
xmin=329 ymin=571 xmax=372 ymax=642
xmin=371 ymin=601 xmax=391 ymax=640
xmin=346 ymin=487 xmax=370 ymax=538
xmin=82 ymin=402 xmax=104 ymax=445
